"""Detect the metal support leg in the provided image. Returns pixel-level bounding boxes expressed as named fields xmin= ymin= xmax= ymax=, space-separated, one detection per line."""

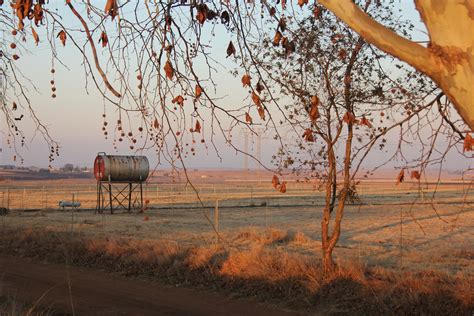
xmin=128 ymin=183 xmax=132 ymax=212
xmin=109 ymin=183 xmax=113 ymax=214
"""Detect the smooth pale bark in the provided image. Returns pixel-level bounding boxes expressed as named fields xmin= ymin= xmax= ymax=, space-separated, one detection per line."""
xmin=318 ymin=0 xmax=474 ymax=131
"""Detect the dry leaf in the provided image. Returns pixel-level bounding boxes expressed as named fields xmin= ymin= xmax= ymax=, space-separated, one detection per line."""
xmin=195 ymin=85 xmax=203 ymax=98
xmin=241 ymin=74 xmax=251 ymax=87
xmin=298 ymin=0 xmax=308 ymax=7
xmin=57 ymin=30 xmax=67 ymax=46
xmin=164 ymin=60 xmax=174 ymax=80
xmin=226 ymin=41 xmax=236 ymax=57
xmin=410 ymin=170 xmax=421 ymax=180
xmin=153 ymin=118 xmax=159 ymax=129
xmin=272 ymin=175 xmax=280 ymax=189
xmin=194 ymin=120 xmax=201 ymax=133
xmin=172 ymin=95 xmax=184 ymax=106
xmin=342 ymin=112 xmax=356 ymax=124
xmin=257 ymin=106 xmax=265 ymax=120
xmin=245 ymin=112 xmax=253 ymax=124
xmin=302 ymin=129 xmax=314 ymax=142
xmin=396 ymin=169 xmax=404 ymax=185
xmin=463 ymin=133 xmax=474 ymax=152
xmin=273 ymin=31 xmax=282 ymax=46
xmin=33 ymin=3 xmax=43 ymax=26
xmin=309 ymin=96 xmax=319 ymax=122
xmin=196 ymin=4 xmax=208 ymax=25
xmin=338 ymin=49 xmax=347 ymax=60
xmin=99 ymin=31 xmax=108 ymax=48
xmin=359 ymin=117 xmax=372 ymax=128
xmin=221 ymin=11 xmax=230 ymax=24
xmin=251 ymin=92 xmax=261 ymax=107
xmin=12 ymin=102 xmax=17 ymax=111
xmin=104 ymin=0 xmax=118 ymax=20
xmin=269 ymin=7 xmax=276 ymax=16
xmin=31 ymin=27 xmax=39 ymax=46
xmin=256 ymin=81 xmax=264 ymax=93
xmin=278 ymin=17 xmax=287 ymax=32
xmin=279 ymin=181 xmax=287 ymax=193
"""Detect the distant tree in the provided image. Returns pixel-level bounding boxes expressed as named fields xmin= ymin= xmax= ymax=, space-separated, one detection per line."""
xmin=62 ymin=163 xmax=74 ymax=173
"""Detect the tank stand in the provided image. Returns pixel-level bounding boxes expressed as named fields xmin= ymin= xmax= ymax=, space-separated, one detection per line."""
xmin=96 ymin=181 xmax=144 ymax=214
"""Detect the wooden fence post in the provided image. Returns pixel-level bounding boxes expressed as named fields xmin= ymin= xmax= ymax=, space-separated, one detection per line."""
xmin=214 ymin=199 xmax=219 ymax=245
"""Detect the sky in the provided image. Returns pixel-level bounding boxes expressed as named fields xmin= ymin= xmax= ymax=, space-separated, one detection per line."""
xmin=0 ymin=1 xmax=471 ymax=172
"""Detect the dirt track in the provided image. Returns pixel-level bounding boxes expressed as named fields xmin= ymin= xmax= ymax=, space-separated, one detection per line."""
xmin=0 ymin=255 xmax=296 ymax=315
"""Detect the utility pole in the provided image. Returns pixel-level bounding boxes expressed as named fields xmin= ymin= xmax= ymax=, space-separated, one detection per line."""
xmin=239 ymin=128 xmax=250 ymax=172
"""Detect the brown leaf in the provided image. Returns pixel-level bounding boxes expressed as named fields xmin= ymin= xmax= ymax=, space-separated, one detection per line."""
xmin=279 ymin=181 xmax=287 ymax=193
xmin=338 ymin=49 xmax=347 ymax=60
xmin=273 ymin=31 xmax=282 ymax=46
xmin=196 ymin=4 xmax=208 ymax=25
xmin=57 ymin=30 xmax=67 ymax=46
xmin=464 ymin=133 xmax=474 ymax=152
xmin=359 ymin=116 xmax=372 ymax=128
xmin=99 ymin=31 xmax=108 ymax=48
xmin=164 ymin=60 xmax=174 ymax=80
xmin=104 ymin=0 xmax=119 ymax=20
xmin=251 ymin=92 xmax=261 ymax=107
xmin=153 ymin=118 xmax=160 ymax=129
xmin=278 ymin=17 xmax=286 ymax=32
xmin=172 ymin=95 xmax=184 ymax=106
xmin=410 ymin=170 xmax=421 ymax=180
xmin=12 ymin=102 xmax=17 ymax=111
xmin=269 ymin=7 xmax=276 ymax=16
xmin=297 ymin=0 xmax=308 ymax=7
xmin=257 ymin=106 xmax=265 ymax=120
xmin=226 ymin=41 xmax=236 ymax=57
xmin=309 ymin=96 xmax=319 ymax=122
xmin=313 ymin=6 xmax=321 ymax=18
xmin=33 ymin=3 xmax=43 ymax=26
xmin=194 ymin=120 xmax=201 ymax=133
xmin=31 ymin=27 xmax=39 ymax=46
xmin=256 ymin=81 xmax=264 ymax=93
xmin=241 ymin=74 xmax=251 ymax=87
xmin=302 ymin=129 xmax=314 ymax=142
xmin=245 ymin=112 xmax=253 ymax=124
xmin=396 ymin=169 xmax=404 ymax=185
xmin=342 ymin=112 xmax=356 ymax=125
xmin=272 ymin=175 xmax=280 ymax=189
xmin=195 ymin=85 xmax=203 ymax=98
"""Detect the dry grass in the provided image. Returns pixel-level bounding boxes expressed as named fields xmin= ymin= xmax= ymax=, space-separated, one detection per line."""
xmin=0 ymin=295 xmax=58 ymax=316
xmin=0 ymin=227 xmax=472 ymax=315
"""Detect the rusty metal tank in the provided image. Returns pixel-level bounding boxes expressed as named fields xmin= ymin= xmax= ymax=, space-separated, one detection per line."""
xmin=93 ymin=153 xmax=149 ymax=182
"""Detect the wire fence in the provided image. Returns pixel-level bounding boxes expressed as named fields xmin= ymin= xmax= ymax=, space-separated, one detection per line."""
xmin=0 ymin=180 xmax=471 ymax=211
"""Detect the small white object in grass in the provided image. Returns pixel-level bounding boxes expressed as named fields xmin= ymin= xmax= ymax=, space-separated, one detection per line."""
xmin=59 ymin=201 xmax=81 ymax=210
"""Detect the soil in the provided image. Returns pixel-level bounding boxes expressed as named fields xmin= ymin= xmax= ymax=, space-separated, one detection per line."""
xmin=0 ymin=254 xmax=297 ymax=316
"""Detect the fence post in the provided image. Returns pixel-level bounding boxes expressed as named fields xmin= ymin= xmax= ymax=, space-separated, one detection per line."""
xmin=214 ymin=199 xmax=219 ymax=245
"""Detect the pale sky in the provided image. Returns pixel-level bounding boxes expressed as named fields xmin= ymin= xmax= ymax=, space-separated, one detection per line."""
xmin=0 ymin=1 xmax=471 ymax=172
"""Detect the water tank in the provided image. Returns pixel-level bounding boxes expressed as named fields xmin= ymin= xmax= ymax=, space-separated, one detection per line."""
xmin=94 ymin=153 xmax=149 ymax=182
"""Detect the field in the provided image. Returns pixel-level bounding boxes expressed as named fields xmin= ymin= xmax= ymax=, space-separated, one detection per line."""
xmin=0 ymin=170 xmax=473 ymax=314
xmin=1 ymin=170 xmax=473 ymax=277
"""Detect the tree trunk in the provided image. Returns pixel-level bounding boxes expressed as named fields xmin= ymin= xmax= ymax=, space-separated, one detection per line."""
xmin=318 ymin=0 xmax=474 ymax=131
xmin=321 ymin=140 xmax=337 ymax=275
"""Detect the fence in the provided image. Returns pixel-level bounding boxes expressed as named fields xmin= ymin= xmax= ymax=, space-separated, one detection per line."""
xmin=0 ymin=180 xmax=470 ymax=211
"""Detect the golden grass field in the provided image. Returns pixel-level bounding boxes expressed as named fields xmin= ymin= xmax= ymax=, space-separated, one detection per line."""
xmin=0 ymin=170 xmax=473 ymax=314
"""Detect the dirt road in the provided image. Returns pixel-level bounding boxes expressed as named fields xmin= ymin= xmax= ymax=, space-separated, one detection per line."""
xmin=0 ymin=255 xmax=297 ymax=315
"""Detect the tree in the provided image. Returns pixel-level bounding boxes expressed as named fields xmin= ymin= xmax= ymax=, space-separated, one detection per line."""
xmin=251 ymin=1 xmax=444 ymax=271
xmin=317 ymin=0 xmax=474 ymax=130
